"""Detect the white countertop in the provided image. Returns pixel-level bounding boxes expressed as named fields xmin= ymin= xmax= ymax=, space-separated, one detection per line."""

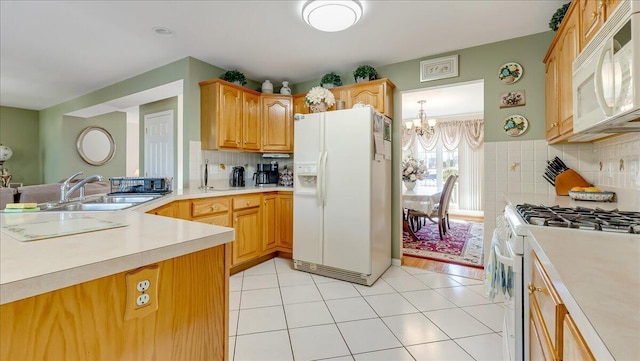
xmin=528 ymin=227 xmax=640 ymax=361
xmin=0 ymin=186 xmax=292 ymax=305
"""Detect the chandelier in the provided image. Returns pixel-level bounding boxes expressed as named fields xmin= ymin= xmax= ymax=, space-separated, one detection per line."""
xmin=405 ymin=100 xmax=436 ymax=136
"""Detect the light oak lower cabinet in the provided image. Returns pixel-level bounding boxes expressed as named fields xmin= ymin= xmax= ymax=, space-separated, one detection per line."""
xmin=262 ymin=193 xmax=277 ymax=253
xmin=276 ymin=192 xmax=293 ymax=251
xmin=147 ymin=200 xmax=190 ymax=220
xmin=231 ymin=194 xmax=262 ymax=266
xmin=191 ymin=196 xmax=230 ymax=226
xmin=529 ymin=250 xmax=593 ymax=361
xmin=0 ymin=246 xmax=229 ymax=361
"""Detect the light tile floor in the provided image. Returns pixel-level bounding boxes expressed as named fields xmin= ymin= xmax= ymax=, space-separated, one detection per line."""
xmin=229 ymin=258 xmax=505 ymax=361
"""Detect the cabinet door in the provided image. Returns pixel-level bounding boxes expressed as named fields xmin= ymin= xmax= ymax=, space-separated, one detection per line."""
xmin=346 ymin=82 xmax=384 ymax=112
xmin=580 ymin=0 xmax=605 ymax=48
xmin=243 ymin=91 xmax=261 ymax=151
xmin=606 ymin=0 xmax=622 ymax=18
xmin=293 ymin=94 xmax=309 ymax=115
xmin=530 ymin=309 xmax=554 ymax=361
xmin=276 ymin=194 xmax=293 ymax=251
xmin=563 ymin=315 xmax=595 ymax=361
xmin=557 ymin=3 xmax=579 ymax=137
xmin=218 ymin=84 xmax=243 ymax=149
xmin=544 ymin=52 xmax=560 ymax=140
xmin=232 ymin=207 xmax=261 ymax=266
xmin=262 ymin=194 xmax=277 ymax=252
xmin=194 ymin=213 xmax=230 ymax=227
xmin=148 ymin=202 xmax=176 ymax=218
xmin=262 ymin=96 xmax=293 ymax=152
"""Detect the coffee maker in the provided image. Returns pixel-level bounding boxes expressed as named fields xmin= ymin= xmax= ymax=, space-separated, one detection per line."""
xmin=253 ymin=162 xmax=278 ymax=186
xmin=230 ymin=166 xmax=245 ymax=187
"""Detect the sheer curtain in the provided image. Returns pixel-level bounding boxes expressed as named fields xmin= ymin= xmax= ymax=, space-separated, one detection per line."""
xmin=404 ymin=119 xmax=484 ymax=211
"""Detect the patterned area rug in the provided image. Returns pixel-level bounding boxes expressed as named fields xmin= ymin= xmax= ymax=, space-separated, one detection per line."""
xmin=403 ymin=219 xmax=484 ymax=269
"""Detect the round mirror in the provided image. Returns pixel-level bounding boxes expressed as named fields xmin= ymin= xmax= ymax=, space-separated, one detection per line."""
xmin=76 ymin=126 xmax=116 ymax=166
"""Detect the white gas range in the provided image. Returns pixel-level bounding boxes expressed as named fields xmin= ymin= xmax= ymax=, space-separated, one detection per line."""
xmin=499 ymin=202 xmax=640 ymax=361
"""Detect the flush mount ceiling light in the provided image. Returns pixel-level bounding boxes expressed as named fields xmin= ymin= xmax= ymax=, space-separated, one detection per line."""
xmin=152 ymin=27 xmax=175 ymax=36
xmin=302 ymin=0 xmax=363 ymax=32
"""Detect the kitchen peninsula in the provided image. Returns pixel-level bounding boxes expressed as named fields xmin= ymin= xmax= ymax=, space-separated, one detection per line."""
xmin=0 ymin=186 xmax=292 ymax=360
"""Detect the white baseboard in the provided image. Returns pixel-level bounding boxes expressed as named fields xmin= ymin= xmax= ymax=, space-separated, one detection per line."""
xmin=391 ymin=258 xmax=401 ymax=267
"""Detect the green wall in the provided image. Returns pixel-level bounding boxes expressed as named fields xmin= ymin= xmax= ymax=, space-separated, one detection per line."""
xmin=0 ymin=106 xmax=41 ymax=185
xmin=291 ymin=31 xmax=554 ymax=258
xmin=64 ymin=112 xmax=127 ymax=181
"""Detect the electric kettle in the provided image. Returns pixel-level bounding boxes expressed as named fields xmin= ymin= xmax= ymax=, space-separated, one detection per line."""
xmin=231 ymin=166 xmax=245 ymax=187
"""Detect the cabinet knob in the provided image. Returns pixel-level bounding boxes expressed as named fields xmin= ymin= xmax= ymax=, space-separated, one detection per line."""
xmin=212 ymin=205 xmax=217 ymax=211
xmin=551 ymin=122 xmax=557 ymax=128
xmin=591 ymin=11 xmax=599 ymax=19
xmin=527 ymin=283 xmax=543 ymax=294
xmin=235 ymin=218 xmax=238 ymax=223
xmin=246 ymin=201 xmax=250 ymax=206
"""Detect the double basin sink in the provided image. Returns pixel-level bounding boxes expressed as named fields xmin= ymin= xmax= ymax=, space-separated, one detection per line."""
xmin=39 ymin=194 xmax=164 ymax=212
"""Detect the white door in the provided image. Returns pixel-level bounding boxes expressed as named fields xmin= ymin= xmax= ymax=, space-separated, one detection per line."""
xmin=323 ymin=108 xmax=372 ymax=274
xmin=293 ymin=113 xmax=324 ymax=264
xmin=143 ymin=110 xmax=174 ymax=178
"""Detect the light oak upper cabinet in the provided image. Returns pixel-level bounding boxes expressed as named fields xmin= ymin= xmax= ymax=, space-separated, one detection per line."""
xmin=261 ymin=95 xmax=293 ymax=152
xmin=579 ymin=0 xmax=606 ymax=47
xmin=544 ymin=1 xmax=580 ymax=143
xmin=200 ymin=78 xmax=261 ymax=151
xmin=243 ymin=91 xmax=262 ymax=151
xmin=293 ymin=94 xmax=309 ymax=115
xmin=332 ymin=79 xmax=395 ymax=119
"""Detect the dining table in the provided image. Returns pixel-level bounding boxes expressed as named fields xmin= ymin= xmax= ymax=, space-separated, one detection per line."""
xmin=402 ymin=185 xmax=441 ymax=237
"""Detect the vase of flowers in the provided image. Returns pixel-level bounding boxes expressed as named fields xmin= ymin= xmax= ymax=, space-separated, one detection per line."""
xmin=402 ymin=155 xmax=428 ymax=190
xmin=305 ymin=86 xmax=336 ymax=113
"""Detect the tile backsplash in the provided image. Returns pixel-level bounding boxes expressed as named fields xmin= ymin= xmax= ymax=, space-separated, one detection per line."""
xmin=188 ymin=141 xmax=293 ymax=188
xmin=483 ymin=133 xmax=640 ymax=245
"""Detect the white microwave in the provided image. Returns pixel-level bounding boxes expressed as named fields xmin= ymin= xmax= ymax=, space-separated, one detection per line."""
xmin=573 ymin=0 xmax=640 ymax=137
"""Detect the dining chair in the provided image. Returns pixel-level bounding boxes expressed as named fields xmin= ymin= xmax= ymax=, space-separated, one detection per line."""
xmin=408 ymin=174 xmax=458 ymax=240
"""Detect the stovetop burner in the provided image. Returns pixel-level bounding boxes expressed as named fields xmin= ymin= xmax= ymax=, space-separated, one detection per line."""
xmin=516 ymin=204 xmax=640 ymax=234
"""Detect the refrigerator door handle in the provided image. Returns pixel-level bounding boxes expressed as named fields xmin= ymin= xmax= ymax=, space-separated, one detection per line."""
xmin=316 ymin=152 xmax=323 ymax=204
xmin=321 ymin=151 xmax=328 ymax=206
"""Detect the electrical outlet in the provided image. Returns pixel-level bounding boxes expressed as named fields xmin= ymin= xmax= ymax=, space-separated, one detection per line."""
xmin=124 ymin=265 xmax=159 ymax=320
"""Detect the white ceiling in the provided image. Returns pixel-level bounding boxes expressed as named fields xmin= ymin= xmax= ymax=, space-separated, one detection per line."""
xmin=0 ymin=0 xmax=564 ymax=112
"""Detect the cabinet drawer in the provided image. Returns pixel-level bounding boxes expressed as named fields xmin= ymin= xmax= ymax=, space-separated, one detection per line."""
xmin=233 ymin=194 xmax=262 ymax=210
xmin=192 ymin=197 xmax=229 ymax=217
xmin=194 ymin=214 xmax=231 ymax=227
xmin=530 ymin=251 xmax=566 ymax=356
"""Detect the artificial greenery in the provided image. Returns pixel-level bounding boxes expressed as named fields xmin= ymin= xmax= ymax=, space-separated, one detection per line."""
xmin=221 ymin=69 xmax=247 ymax=85
xmin=353 ymin=65 xmax=378 ymax=81
xmin=549 ymin=2 xmax=571 ymax=31
xmin=320 ymin=72 xmax=343 ymax=87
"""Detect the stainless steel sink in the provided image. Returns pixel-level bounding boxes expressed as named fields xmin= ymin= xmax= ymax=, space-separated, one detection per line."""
xmin=39 ymin=193 xmax=164 ymax=212
xmin=41 ymin=202 xmax=135 ymax=212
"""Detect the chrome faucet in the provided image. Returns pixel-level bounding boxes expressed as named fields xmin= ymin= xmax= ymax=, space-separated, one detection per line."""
xmin=60 ymin=172 xmax=103 ymax=203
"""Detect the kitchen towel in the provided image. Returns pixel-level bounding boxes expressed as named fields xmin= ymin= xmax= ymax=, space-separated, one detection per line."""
xmin=484 ymin=230 xmax=513 ymax=301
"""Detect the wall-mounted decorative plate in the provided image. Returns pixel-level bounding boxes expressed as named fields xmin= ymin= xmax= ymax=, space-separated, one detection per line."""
xmin=498 ymin=62 xmax=523 ymax=84
xmin=503 ymin=115 xmax=528 ymax=136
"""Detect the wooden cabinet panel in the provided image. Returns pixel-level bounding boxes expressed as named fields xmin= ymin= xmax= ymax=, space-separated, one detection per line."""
xmin=545 ymin=51 xmax=560 ymax=140
xmin=606 ymin=0 xmax=622 ymax=17
xmin=261 ymin=95 xmax=293 ymax=152
xmin=531 ymin=251 xmax=566 ymax=357
xmin=192 ymin=197 xmax=230 ymax=218
xmin=563 ymin=314 xmax=596 ymax=361
xmin=293 ymin=94 xmax=309 ymax=115
xmin=530 ymin=308 xmax=554 ymax=361
xmin=232 ymin=207 xmax=261 ymax=265
xmin=342 ymin=79 xmax=395 ymax=118
xmin=218 ymin=84 xmax=243 ymax=149
xmin=580 ymin=0 xmax=605 ymax=48
xmin=262 ymin=193 xmax=277 ymax=252
xmin=0 ymin=246 xmax=228 ymax=361
xmin=233 ymin=194 xmax=262 ymax=210
xmin=195 ymin=213 xmax=231 ymax=227
xmin=147 ymin=200 xmax=189 ymax=220
xmin=276 ymin=193 xmax=293 ymax=251
xmin=243 ymin=91 xmax=261 ymax=151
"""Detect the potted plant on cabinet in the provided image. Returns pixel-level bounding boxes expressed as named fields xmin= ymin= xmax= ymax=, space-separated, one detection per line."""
xmin=353 ymin=65 xmax=378 ymax=82
xmin=221 ymin=69 xmax=247 ymax=86
xmin=321 ymin=72 xmax=342 ymax=88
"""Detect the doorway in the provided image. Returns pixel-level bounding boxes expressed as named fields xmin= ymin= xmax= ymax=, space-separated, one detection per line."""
xmin=143 ymin=110 xmax=174 ymax=178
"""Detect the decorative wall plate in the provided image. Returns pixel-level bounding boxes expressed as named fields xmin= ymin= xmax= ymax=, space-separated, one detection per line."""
xmin=498 ymin=62 xmax=523 ymax=84
xmin=503 ymin=115 xmax=528 ymax=136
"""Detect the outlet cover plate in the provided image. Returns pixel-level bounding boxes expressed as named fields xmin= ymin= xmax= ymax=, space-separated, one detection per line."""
xmin=124 ymin=265 xmax=159 ymax=320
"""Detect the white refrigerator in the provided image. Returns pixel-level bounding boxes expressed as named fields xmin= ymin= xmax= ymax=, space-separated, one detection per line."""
xmin=293 ymin=106 xmax=392 ymax=286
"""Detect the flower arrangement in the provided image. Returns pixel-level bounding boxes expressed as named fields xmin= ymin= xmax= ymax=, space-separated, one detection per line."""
xmin=221 ymin=69 xmax=247 ymax=86
xmin=353 ymin=65 xmax=378 ymax=82
xmin=402 ymin=155 xmax=428 ymax=182
xmin=304 ymin=86 xmax=336 ymax=112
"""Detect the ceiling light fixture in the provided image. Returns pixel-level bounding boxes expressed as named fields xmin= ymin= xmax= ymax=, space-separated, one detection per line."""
xmin=405 ymin=100 xmax=437 ymax=136
xmin=302 ymin=0 xmax=363 ymax=32
xmin=152 ymin=27 xmax=175 ymax=36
